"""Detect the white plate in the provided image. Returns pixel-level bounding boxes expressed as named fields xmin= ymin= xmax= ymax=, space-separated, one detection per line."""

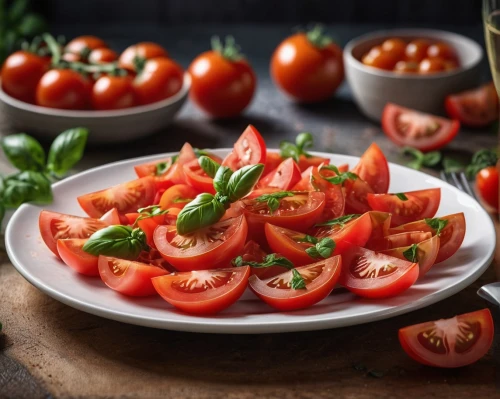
xmin=5 ymin=150 xmax=495 ymax=334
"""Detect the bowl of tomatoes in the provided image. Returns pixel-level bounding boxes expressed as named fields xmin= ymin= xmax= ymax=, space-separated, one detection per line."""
xmin=0 ymin=35 xmax=190 ymax=144
xmin=344 ymin=29 xmax=483 ymax=121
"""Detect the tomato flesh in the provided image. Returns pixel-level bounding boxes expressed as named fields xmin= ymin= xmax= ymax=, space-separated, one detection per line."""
xmin=57 ymin=238 xmax=99 ymax=276
xmin=222 ymin=125 xmax=266 ymax=170
xmin=351 ymin=143 xmax=390 ymax=194
xmin=258 ymin=157 xmax=301 ymax=190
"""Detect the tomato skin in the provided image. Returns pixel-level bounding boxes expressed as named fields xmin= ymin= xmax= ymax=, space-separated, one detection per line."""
xmin=394 ymin=60 xmax=419 ymax=74
xmin=189 ymin=50 xmax=256 ymax=117
xmin=271 ymin=33 xmax=344 ymax=102
xmin=382 ymin=38 xmax=407 ymax=60
xmin=183 ymin=159 xmax=216 ymax=194
xmin=352 ymin=143 xmax=390 ymax=194
xmin=57 ymin=238 xmax=99 ymax=276
xmin=344 ymin=177 xmax=374 ymax=215
xmin=152 ymin=266 xmax=250 ymax=315
xmin=297 ymin=154 xmax=330 ymax=172
xmin=1 ymin=51 xmax=50 ymax=103
xmin=66 ymin=36 xmax=107 ymax=56
xmin=405 ymin=39 xmax=430 ymax=63
xmin=427 ymin=42 xmax=458 ymax=63
xmin=159 ymin=184 xmax=198 ymax=210
xmin=418 ymin=57 xmax=446 ymax=74
xmin=362 ymin=45 xmax=398 ymax=70
xmin=119 ymin=42 xmax=169 ymax=71
xmin=364 ymin=211 xmax=392 ymax=250
xmin=36 ymin=69 xmax=90 ymax=110
xmin=98 ymin=256 xmax=168 ymax=296
xmin=476 ymin=166 xmax=499 ymax=211
xmin=263 ymin=152 xmax=283 ymax=175
xmin=99 ymin=208 xmax=124 ymax=225
xmin=249 ymin=257 xmax=342 ymax=311
xmin=91 ymin=75 xmax=136 ymax=110
xmin=88 ymin=48 xmax=118 ymax=64
xmin=399 ymin=309 xmax=494 ymax=368
xmin=258 ymin=158 xmax=301 ymax=190
xmin=222 ymin=125 xmax=267 ymax=170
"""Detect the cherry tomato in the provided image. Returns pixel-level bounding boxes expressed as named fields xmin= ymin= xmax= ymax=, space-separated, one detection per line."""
xmin=445 ymin=82 xmax=499 ymax=128
xmin=381 ymin=38 xmax=407 ymax=60
xmin=248 ymin=257 xmax=342 ymax=311
xmin=351 ymin=143 xmax=390 ymax=194
xmin=77 ymin=176 xmax=156 ymax=218
xmin=119 ymin=42 xmax=169 ymax=71
xmin=367 ymin=188 xmax=441 ymax=226
xmin=159 ymin=184 xmax=198 ymax=210
xmin=36 ymin=69 xmax=90 ymax=110
xmin=258 ymin=158 xmax=301 ymax=190
xmin=340 ymin=246 xmax=419 ymax=298
xmin=134 ymin=58 xmax=184 ymax=105
xmin=393 ymin=60 xmax=419 ymax=73
xmin=154 ymin=215 xmax=248 ymax=271
xmin=1 ymin=51 xmax=50 ymax=103
xmin=222 ymin=125 xmax=267 ymax=170
xmin=382 ymin=103 xmax=460 ymax=152
xmin=65 ymin=35 xmax=107 ymax=56
xmin=271 ymin=31 xmax=344 ymax=102
xmin=362 ymin=46 xmax=398 ymax=70
xmin=62 ymin=52 xmax=82 ymax=62
xmin=476 ymin=166 xmax=499 ymax=211
xmin=427 ymin=42 xmax=458 ymax=63
xmin=418 ymin=57 xmax=446 ymax=74
xmin=39 ymin=210 xmax=108 ymax=256
xmin=57 ymin=238 xmax=98 ymax=276
xmin=405 ymin=39 xmax=430 ymax=62
xmin=399 ymin=309 xmax=494 ymax=368
xmin=152 ymin=266 xmax=250 ymax=315
xmin=98 ymin=256 xmax=169 ymax=296
xmin=88 ymin=48 xmax=118 ymax=64
xmin=91 ymin=75 xmax=136 ymax=110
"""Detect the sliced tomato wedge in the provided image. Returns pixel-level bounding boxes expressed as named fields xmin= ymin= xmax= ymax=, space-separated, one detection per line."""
xmin=135 ymin=208 xmax=180 ymax=248
xmin=77 ymin=176 xmax=156 ymax=218
xmin=382 ymin=103 xmax=460 ymax=152
xmin=57 ymin=238 xmax=99 ymax=276
xmin=159 ymin=184 xmax=198 ymax=210
xmin=445 ymin=82 xmax=499 ymax=128
xmin=389 ymin=213 xmax=465 ymax=263
xmin=380 ymin=231 xmax=432 ymax=250
xmin=258 ymin=157 xmax=301 ymax=190
xmin=367 ymin=188 xmax=441 ymax=226
xmin=152 ymin=266 xmax=250 ymax=315
xmin=263 ymin=151 xmax=283 ymax=175
xmin=99 ymin=208 xmax=126 ymax=225
xmin=239 ymin=240 xmax=287 ymax=279
xmin=344 ymin=177 xmax=374 ymax=215
xmin=222 ymin=125 xmax=267 ymax=170
xmin=381 ymin=235 xmax=440 ymax=277
xmin=364 ymin=211 xmax=392 ymax=250
xmin=98 ymin=255 xmax=169 ymax=296
xmin=340 ymin=246 xmax=419 ymax=298
xmin=399 ymin=309 xmax=494 ymax=368
xmin=39 ymin=210 xmax=108 ymax=256
xmin=248 ymin=257 xmax=342 ymax=311
xmin=183 ymin=158 xmax=216 ymax=194
xmin=351 ymin=143 xmax=390 ymax=193
xmin=297 ymin=154 xmax=330 ymax=172
xmin=154 ymin=215 xmax=248 ymax=271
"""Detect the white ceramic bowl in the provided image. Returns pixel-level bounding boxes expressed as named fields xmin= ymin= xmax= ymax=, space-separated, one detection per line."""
xmin=344 ymin=29 xmax=483 ymax=121
xmin=0 ymin=73 xmax=191 ymax=144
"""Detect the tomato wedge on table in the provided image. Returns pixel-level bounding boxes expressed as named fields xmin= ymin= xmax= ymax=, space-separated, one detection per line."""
xmin=152 ymin=266 xmax=250 ymax=315
xmin=98 ymin=256 xmax=169 ymax=296
xmin=258 ymin=157 xmax=301 ymax=190
xmin=382 ymin=103 xmax=460 ymax=152
xmin=78 ymin=176 xmax=156 ymax=218
xmin=399 ymin=309 xmax=494 ymax=368
xmin=367 ymin=188 xmax=441 ymax=227
xmin=57 ymin=238 xmax=99 ymax=276
xmin=222 ymin=125 xmax=267 ymax=170
xmin=39 ymin=210 xmax=108 ymax=256
xmin=351 ymin=143 xmax=390 ymax=193
xmin=340 ymin=246 xmax=419 ymax=298
xmin=248 ymin=257 xmax=342 ymax=311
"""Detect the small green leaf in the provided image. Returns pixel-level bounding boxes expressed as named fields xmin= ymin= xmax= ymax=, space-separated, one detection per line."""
xmin=279 ymin=141 xmax=300 ymax=162
xmin=424 ymin=217 xmax=449 ymax=236
xmin=2 ymin=171 xmax=52 ymax=207
xmin=46 ymin=128 xmax=88 ymax=177
xmin=295 ymin=132 xmax=314 ymax=156
xmin=290 ymin=269 xmax=307 ymax=290
xmin=306 ymin=237 xmax=335 ymax=259
xmin=465 ymin=149 xmax=498 ymax=178
xmin=155 ymin=161 xmax=171 ymax=176
xmin=395 ymin=193 xmax=408 ymax=201
xmin=403 ymin=244 xmax=419 ymax=263
xmin=176 ymin=193 xmax=226 ymax=235
xmin=315 ymin=214 xmax=360 ymax=228
xmin=226 ymin=164 xmax=264 ymax=202
xmin=194 ymin=148 xmax=210 ymax=158
xmin=443 ymin=157 xmax=464 ymax=173
xmin=213 ymin=166 xmax=233 ymax=195
xmin=402 ymin=147 xmax=425 ymax=170
xmin=297 ymin=234 xmax=318 ymax=244
xmin=133 ymin=205 xmax=169 ymax=226
xmin=422 ymin=151 xmax=442 ymax=167
xmin=198 ymin=155 xmax=221 ymax=178
xmin=1 ymin=133 xmax=45 ymax=171
xmin=319 ymin=165 xmax=358 ymax=185
xmin=254 ymin=191 xmax=294 ymax=213
xmin=232 ymin=253 xmax=294 ymax=269
xmin=82 ymin=225 xmax=147 ymax=260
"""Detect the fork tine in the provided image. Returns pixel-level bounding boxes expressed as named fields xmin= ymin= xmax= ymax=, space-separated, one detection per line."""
xmin=440 ymin=170 xmax=449 ymax=183
xmin=459 ymin=172 xmax=478 ymax=200
xmin=450 ymin=171 xmax=466 ymax=192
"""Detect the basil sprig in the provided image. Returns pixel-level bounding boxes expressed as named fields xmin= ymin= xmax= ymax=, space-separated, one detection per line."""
xmin=198 ymin=155 xmax=221 ymax=178
xmin=232 ymin=253 xmax=294 ymax=269
xmin=280 ymin=132 xmax=314 ymax=162
xmin=176 ymin=163 xmax=264 ymax=235
xmin=424 ymin=217 xmax=448 ymax=236
xmin=83 ymin=225 xmax=148 ymax=260
xmin=254 ymin=191 xmax=294 ymax=213
xmin=319 ymin=165 xmax=358 ymax=185
xmin=298 ymin=235 xmax=335 ymax=259
xmin=402 ymin=147 xmax=442 ymax=170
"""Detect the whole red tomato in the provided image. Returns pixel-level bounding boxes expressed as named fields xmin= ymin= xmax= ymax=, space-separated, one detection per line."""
xmin=119 ymin=42 xmax=169 ymax=71
xmin=91 ymin=75 xmax=136 ymax=110
xmin=133 ymin=58 xmax=184 ymax=105
xmin=271 ymin=27 xmax=344 ymax=102
xmin=188 ymin=37 xmax=256 ymax=118
xmin=36 ymin=69 xmax=91 ymax=110
xmin=65 ymin=35 xmax=107 ymax=57
xmin=476 ymin=166 xmax=499 ymax=211
xmin=88 ymin=48 xmax=118 ymax=64
xmin=1 ymin=51 xmax=50 ymax=103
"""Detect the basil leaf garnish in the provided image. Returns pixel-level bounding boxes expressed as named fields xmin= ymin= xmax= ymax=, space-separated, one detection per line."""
xmin=46 ymin=128 xmax=88 ymax=177
xmin=199 ymin=155 xmax=221 ymax=179
xmin=176 ymin=193 xmax=226 ymax=235
xmin=226 ymin=163 xmax=264 ymax=202
xmin=290 ymin=269 xmax=307 ymax=290
xmin=82 ymin=225 xmax=147 ymax=260
xmin=213 ymin=166 xmax=233 ymax=195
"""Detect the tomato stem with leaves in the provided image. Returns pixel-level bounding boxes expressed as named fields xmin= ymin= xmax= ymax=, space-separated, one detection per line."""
xmin=211 ymin=36 xmax=243 ymax=61
xmin=280 ymin=132 xmax=314 ymax=163
xmin=305 ymin=25 xmax=333 ymax=49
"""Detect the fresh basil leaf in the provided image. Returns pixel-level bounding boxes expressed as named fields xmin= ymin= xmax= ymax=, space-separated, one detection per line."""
xmin=254 ymin=191 xmax=294 ymax=213
xmin=297 ymin=234 xmax=318 ymax=244
xmin=319 ymin=165 xmax=357 ymax=185
xmin=395 ymin=193 xmax=408 ymax=201
xmin=295 ymin=132 xmax=314 ymax=156
xmin=83 ymin=225 xmax=147 ymax=260
xmin=198 ymin=155 xmax=220 ymax=178
xmin=226 ymin=164 xmax=264 ymax=202
xmin=315 ymin=214 xmax=360 ymax=227
xmin=155 ymin=161 xmax=170 ymax=176
xmin=194 ymin=148 xmax=210 ymax=158
xmin=232 ymin=253 xmax=294 ymax=269
xmin=2 ymin=180 xmax=36 ymax=208
xmin=402 ymin=147 xmax=425 ymax=170
xmin=213 ymin=166 xmax=233 ymax=195
xmin=443 ymin=158 xmax=464 ymax=173
xmin=176 ymin=193 xmax=226 ymax=235
xmin=403 ymin=244 xmax=419 ymax=263
xmin=306 ymin=237 xmax=335 ymax=259
xmin=406 ymin=159 xmax=423 ymax=170
xmin=279 ymin=141 xmax=299 ymax=162
xmin=46 ymin=128 xmax=88 ymax=177
xmin=1 ymin=133 xmax=45 ymax=171
xmin=422 ymin=151 xmax=442 ymax=167
xmin=290 ymin=269 xmax=306 ymax=290
xmin=424 ymin=217 xmax=448 ymax=236
xmin=133 ymin=205 xmax=169 ymax=226
xmin=3 ymin=171 xmax=52 ymax=207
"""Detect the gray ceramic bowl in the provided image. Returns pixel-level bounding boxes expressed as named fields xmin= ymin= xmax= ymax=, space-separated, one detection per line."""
xmin=0 ymin=73 xmax=190 ymax=144
xmin=344 ymin=29 xmax=483 ymax=121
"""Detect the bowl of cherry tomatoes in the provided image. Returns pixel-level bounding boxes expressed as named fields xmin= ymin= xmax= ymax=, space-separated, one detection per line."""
xmin=0 ymin=35 xmax=190 ymax=144
xmin=344 ymin=29 xmax=483 ymax=121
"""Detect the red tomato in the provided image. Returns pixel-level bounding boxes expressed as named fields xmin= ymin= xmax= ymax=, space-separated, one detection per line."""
xmin=364 ymin=211 xmax=392 ymax=250
xmin=242 ymin=191 xmax=325 ymax=246
xmin=362 ymin=45 xmax=398 ymax=70
xmin=1 ymin=51 xmax=50 ymax=103
xmin=476 ymin=166 xmax=499 ymax=211
xmin=65 ymin=36 xmax=107 ymax=56
xmin=134 ymin=58 xmax=184 ymax=105
xmin=271 ymin=31 xmax=344 ymax=102
xmin=258 ymin=158 xmax=301 ymax=190
xmin=405 ymin=39 xmax=430 ymax=62
xmin=222 ymin=125 xmax=267 ymax=170
xmin=91 ymin=75 xmax=136 ymax=110
xmin=77 ymin=176 xmax=156 ymax=218
xmin=249 ymin=257 xmax=342 ymax=311
xmin=351 ymin=143 xmax=390 ymax=194
xmin=418 ymin=57 xmax=446 ymax=74
xmin=344 ymin=177 xmax=374 ymax=214
xmin=263 ymin=152 xmax=283 ymax=175
xmin=367 ymin=188 xmax=441 ymax=226
xmin=154 ymin=215 xmax=248 ymax=271
xmin=119 ymin=42 xmax=169 ymax=71
xmin=427 ymin=42 xmax=458 ymax=63
xmin=382 ymin=38 xmax=406 ymax=60
xmin=36 ymin=69 xmax=90 ymax=110
xmin=381 ymin=103 xmax=460 ymax=152
xmin=98 ymin=255 xmax=168 ymax=296
xmin=239 ymin=240 xmax=288 ymax=279
xmin=399 ymin=309 xmax=494 ymax=368
xmin=393 ymin=60 xmax=419 ymax=74
xmin=159 ymin=184 xmax=198 ymax=210
xmin=88 ymin=48 xmax=118 ymax=64
xmin=381 ymin=231 xmax=432 ymax=250
xmin=152 ymin=266 xmax=250 ymax=314
xmin=445 ymin=82 xmax=499 ymax=128
xmin=183 ymin=158 xmax=216 ymax=194
xmin=99 ymin=208 xmax=123 ymax=225
xmin=297 ymin=154 xmax=330 ymax=172
xmin=340 ymin=246 xmax=419 ymax=298
xmin=39 ymin=210 xmax=108 ymax=256
xmin=57 ymin=238 xmax=98 ymax=276
xmin=381 ymin=235 xmax=440 ymax=277
xmin=389 ymin=213 xmax=466 ymax=263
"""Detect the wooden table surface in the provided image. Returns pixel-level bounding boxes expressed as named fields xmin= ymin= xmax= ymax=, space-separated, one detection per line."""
xmin=1 ymin=24 xmax=500 ymax=399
